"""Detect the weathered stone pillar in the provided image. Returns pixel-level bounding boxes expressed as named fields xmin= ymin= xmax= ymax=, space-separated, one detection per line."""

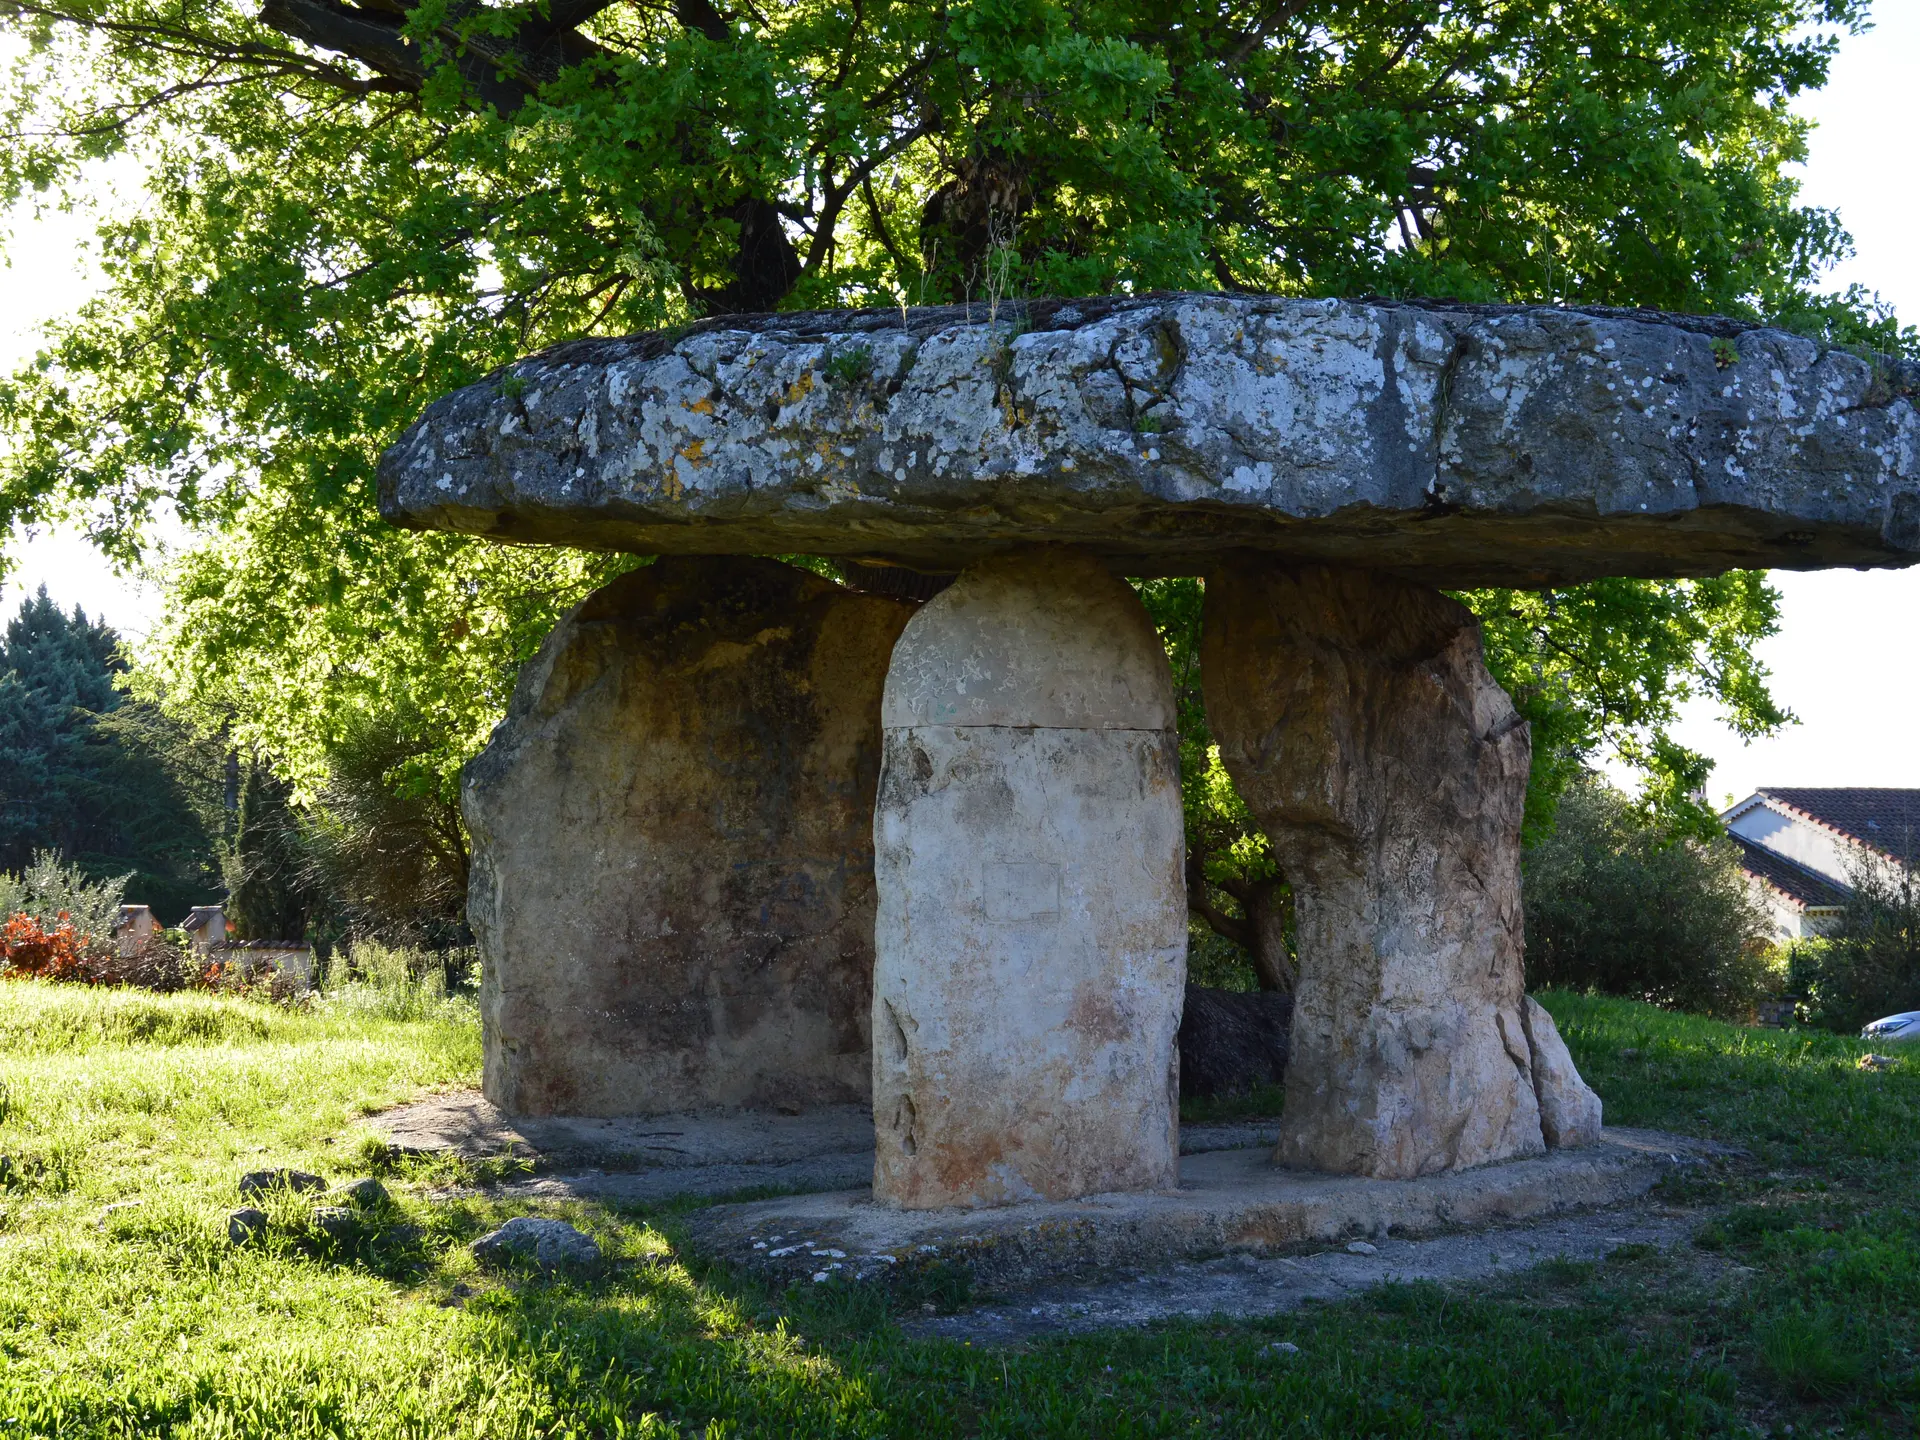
xmin=464 ymin=556 xmax=915 ymax=1116
xmin=872 ymin=550 xmax=1186 ymax=1208
xmin=1201 ymin=560 xmax=1600 ymax=1179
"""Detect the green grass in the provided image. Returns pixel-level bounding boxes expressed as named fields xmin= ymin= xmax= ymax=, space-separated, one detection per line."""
xmin=0 ymin=983 xmax=1915 ymax=1436
xmin=1179 ymin=1081 xmax=1287 ymax=1124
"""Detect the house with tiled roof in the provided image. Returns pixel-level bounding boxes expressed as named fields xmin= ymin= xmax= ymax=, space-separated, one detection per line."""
xmin=1721 ymin=789 xmax=1920 ymax=940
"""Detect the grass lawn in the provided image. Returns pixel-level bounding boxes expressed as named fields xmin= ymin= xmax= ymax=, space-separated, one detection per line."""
xmin=0 ymin=981 xmax=1914 ymax=1438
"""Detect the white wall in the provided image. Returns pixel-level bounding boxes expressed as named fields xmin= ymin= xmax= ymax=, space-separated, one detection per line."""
xmin=1726 ymin=802 xmax=1857 ymax=887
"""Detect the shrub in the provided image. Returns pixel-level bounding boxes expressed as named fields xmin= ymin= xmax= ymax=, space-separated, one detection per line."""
xmin=0 ymin=851 xmax=128 ymax=948
xmin=324 ymin=940 xmax=469 ymax=1023
xmin=298 ymin=715 xmax=471 ymax=949
xmin=0 ymin=850 xmax=307 ymax=998
xmin=0 ymin=913 xmax=95 ymax=982
xmin=98 ymin=928 xmax=200 ymax=992
xmin=1788 ymin=849 xmax=1920 ymax=1033
xmin=1522 ymin=776 xmax=1775 ymax=1019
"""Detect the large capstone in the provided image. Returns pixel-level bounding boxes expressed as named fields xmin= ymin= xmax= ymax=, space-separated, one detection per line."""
xmin=872 ymin=550 xmax=1186 ymax=1208
xmin=1201 ymin=560 xmax=1600 ymax=1178
xmin=380 ymin=294 xmax=1919 ymax=587
xmin=465 ymin=556 xmax=914 ymax=1115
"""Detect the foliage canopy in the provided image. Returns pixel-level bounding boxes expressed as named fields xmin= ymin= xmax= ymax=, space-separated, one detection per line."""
xmin=0 ymin=0 xmax=1907 ymax=895
xmin=0 ymin=590 xmax=221 ymax=918
xmin=1790 ymin=844 xmax=1920 ymax=1033
xmin=1521 ymin=774 xmax=1776 ymax=1018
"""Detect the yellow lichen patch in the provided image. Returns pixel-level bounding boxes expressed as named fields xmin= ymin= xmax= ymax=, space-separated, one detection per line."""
xmin=686 ymin=396 xmax=715 ymax=416
xmin=811 ymin=436 xmax=856 ymax=479
xmin=679 ymin=438 xmax=708 ymax=466
xmin=658 ymin=469 xmax=684 ymax=500
xmin=783 ymin=371 xmax=816 ymax=407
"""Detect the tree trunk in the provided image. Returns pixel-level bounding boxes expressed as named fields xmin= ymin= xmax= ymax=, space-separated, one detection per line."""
xmin=1242 ymin=878 xmax=1297 ymax=995
xmin=1185 ymin=850 xmax=1297 ymax=995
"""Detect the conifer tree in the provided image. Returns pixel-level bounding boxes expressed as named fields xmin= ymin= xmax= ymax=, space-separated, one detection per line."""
xmin=0 ymin=588 xmax=221 ymax=919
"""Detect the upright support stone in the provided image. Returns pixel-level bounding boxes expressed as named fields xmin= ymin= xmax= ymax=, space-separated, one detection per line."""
xmin=872 ymin=550 xmax=1187 ymax=1208
xmin=464 ymin=556 xmax=915 ymax=1116
xmin=1202 ymin=559 xmax=1601 ymax=1179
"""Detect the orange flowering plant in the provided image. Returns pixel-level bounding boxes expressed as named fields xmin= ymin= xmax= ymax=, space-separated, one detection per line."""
xmin=0 ymin=912 xmax=100 ymax=984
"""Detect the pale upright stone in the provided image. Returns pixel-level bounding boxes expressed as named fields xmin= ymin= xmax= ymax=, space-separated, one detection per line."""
xmin=872 ymin=549 xmax=1187 ymax=1208
xmin=1203 ymin=560 xmax=1592 ymax=1178
xmin=1522 ymin=997 xmax=1604 ymax=1148
xmin=464 ymin=556 xmax=914 ymax=1116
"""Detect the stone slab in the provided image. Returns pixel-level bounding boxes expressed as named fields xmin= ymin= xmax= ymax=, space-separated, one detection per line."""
xmin=872 ymin=551 xmax=1186 ymax=1207
xmin=379 ymin=294 xmax=1920 ymax=587
xmin=907 ymin=1204 xmax=1705 ymax=1341
xmin=366 ymin=1090 xmax=875 ymax=1169
xmin=684 ymin=1127 xmax=1703 ymax=1292
xmin=1204 ymin=563 xmax=1601 ymax=1177
xmin=463 ymin=556 xmax=913 ymax=1116
xmin=367 ymin=1090 xmax=1280 ymax=1204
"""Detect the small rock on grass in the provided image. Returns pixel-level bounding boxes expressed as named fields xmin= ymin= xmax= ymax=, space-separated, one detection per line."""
xmin=228 ymin=1208 xmax=270 ymax=1246
xmin=472 ymin=1217 xmax=601 ymax=1270
xmin=309 ymin=1207 xmax=359 ymax=1242
xmin=96 ymin=1200 xmax=144 ymax=1229
xmin=1346 ymin=1241 xmax=1378 ymax=1255
xmin=1263 ymin=1342 xmax=1301 ymax=1357
xmin=333 ymin=1177 xmax=389 ymax=1209
xmin=239 ymin=1168 xmax=326 ymax=1198
xmin=1859 ymin=1054 xmax=1898 ymax=1072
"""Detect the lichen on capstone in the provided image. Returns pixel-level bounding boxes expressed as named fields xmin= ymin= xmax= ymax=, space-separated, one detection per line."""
xmin=380 ymin=293 xmax=1919 ymax=587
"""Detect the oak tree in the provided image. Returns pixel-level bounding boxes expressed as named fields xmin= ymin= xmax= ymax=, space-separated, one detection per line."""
xmin=0 ymin=0 xmax=1906 ymax=953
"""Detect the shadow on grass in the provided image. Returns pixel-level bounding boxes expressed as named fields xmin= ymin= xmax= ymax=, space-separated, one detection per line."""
xmin=50 ymin=992 xmax=1913 ymax=1438
xmin=418 ymin=1233 xmax=1764 ymax=1440
xmin=361 ymin=990 xmax=1920 ymax=1436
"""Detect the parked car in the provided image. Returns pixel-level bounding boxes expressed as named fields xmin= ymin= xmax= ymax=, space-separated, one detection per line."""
xmin=1860 ymin=1012 xmax=1920 ymax=1044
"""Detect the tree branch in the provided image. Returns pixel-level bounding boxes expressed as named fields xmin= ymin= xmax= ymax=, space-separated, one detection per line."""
xmin=1186 ymin=853 xmax=1252 ymax=950
xmin=256 ymin=0 xmax=614 ymax=115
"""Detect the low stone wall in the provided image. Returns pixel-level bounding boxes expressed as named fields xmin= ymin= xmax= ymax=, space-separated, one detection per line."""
xmin=214 ymin=941 xmax=314 ymax=987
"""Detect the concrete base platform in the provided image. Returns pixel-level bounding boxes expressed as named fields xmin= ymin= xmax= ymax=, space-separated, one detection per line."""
xmin=686 ymin=1128 xmax=1705 ymax=1294
xmin=369 ymin=1090 xmax=876 ymax=1170
xmin=369 ymin=1095 xmax=1712 ymax=1299
xmin=908 ymin=1205 xmax=1707 ymax=1342
xmin=365 ymin=1090 xmax=1280 ymax=1203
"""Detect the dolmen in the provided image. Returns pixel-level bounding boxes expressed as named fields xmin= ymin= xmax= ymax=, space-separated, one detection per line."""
xmin=382 ymin=294 xmax=1918 ymax=1205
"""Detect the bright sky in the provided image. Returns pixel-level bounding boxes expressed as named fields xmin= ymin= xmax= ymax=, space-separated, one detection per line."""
xmin=0 ymin=8 xmax=1917 ymax=803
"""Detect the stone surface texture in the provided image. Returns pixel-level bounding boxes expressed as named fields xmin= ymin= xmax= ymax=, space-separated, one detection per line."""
xmin=380 ymin=294 xmax=1920 ymax=587
xmin=238 ymin=1168 xmax=325 ymax=1197
xmin=333 ymin=1177 xmax=389 ymax=1209
xmin=370 ymin=1093 xmax=1279 ymax=1207
xmin=465 ymin=556 xmax=914 ymax=1116
xmin=1203 ymin=560 xmax=1585 ymax=1179
xmin=1523 ymin=997 xmax=1605 ymax=1148
xmin=309 ymin=1207 xmax=358 ymax=1242
xmin=689 ymin=1127 xmax=1702 ymax=1295
xmin=472 ymin=1217 xmax=602 ymax=1269
xmin=872 ymin=550 xmax=1186 ymax=1208
xmin=908 ymin=1205 xmax=1702 ymax=1341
